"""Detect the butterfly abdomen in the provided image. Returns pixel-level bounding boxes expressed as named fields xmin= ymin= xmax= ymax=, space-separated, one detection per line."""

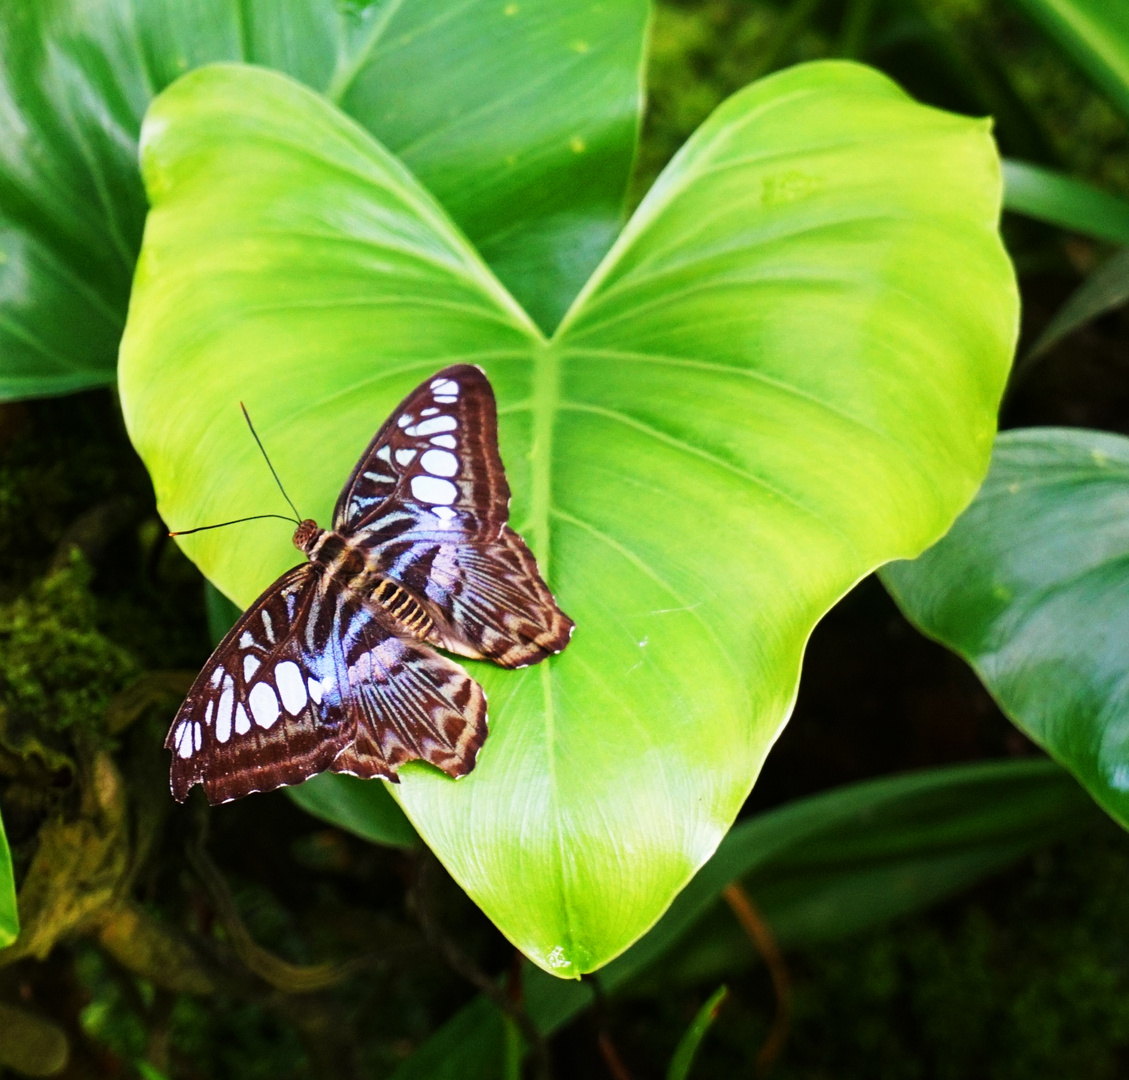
xmin=303 ymin=527 xmax=433 ymax=641
xmin=370 ymin=577 xmax=433 ymax=639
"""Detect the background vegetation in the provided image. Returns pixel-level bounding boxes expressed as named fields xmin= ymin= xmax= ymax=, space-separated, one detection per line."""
xmin=2 ymin=0 xmax=1129 ymax=1076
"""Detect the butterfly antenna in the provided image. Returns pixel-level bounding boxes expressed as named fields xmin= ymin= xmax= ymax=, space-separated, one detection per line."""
xmin=169 ymin=513 xmax=300 ymax=537
xmin=240 ymin=402 xmax=303 ymax=524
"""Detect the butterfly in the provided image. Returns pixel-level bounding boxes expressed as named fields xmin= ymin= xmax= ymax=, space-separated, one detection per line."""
xmin=166 ymin=365 xmax=574 ymax=804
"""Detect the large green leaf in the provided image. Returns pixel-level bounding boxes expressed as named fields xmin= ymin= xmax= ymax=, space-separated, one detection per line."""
xmin=0 ymin=805 xmax=16 ymax=948
xmin=884 ymin=429 xmax=1129 ymax=830
xmin=0 ymin=0 xmax=646 ymax=399
xmin=392 ymin=759 xmax=1092 ymax=1077
xmin=1005 ymin=0 xmax=1129 ymax=120
xmin=119 ymin=61 xmax=1016 ymax=976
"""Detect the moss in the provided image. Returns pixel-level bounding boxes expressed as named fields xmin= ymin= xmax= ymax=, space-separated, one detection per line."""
xmin=0 ymin=552 xmax=139 ymax=741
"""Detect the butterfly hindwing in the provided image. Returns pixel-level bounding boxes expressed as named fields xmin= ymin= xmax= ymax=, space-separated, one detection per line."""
xmin=167 ymin=566 xmax=356 ymax=804
xmin=329 ymin=612 xmax=487 ymax=781
xmin=333 ymin=364 xmax=574 ymax=667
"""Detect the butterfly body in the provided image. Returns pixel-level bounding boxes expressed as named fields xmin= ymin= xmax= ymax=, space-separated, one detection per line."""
xmin=167 ymin=365 xmax=573 ymax=805
xmin=296 ymin=520 xmax=434 ymax=641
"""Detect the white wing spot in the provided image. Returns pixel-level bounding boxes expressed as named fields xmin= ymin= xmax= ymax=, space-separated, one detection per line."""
xmin=397 ymin=414 xmax=413 ymax=428
xmin=421 ymin=448 xmax=458 ymax=477
xmin=363 ymin=470 xmax=393 ymax=482
xmin=261 ymin=610 xmax=275 ymax=644
xmin=376 ymin=444 xmax=392 ymax=462
xmin=175 ymin=721 xmax=192 ymax=758
xmin=217 ymin=680 xmax=235 ymax=740
xmin=430 ymin=433 xmax=457 ymax=449
xmin=406 ymin=415 xmax=456 ymax=437
xmin=210 ymin=667 xmax=224 ymax=688
xmin=434 ymin=395 xmax=457 ymax=403
xmin=216 ymin=701 xmax=233 ymax=743
xmin=275 ymin=661 xmax=307 ymax=715
xmin=243 ymin=654 xmax=260 ymax=681
xmin=234 ymin=703 xmax=251 ymax=736
xmin=395 ymin=448 xmax=417 ymax=467
xmin=411 ymin=475 xmax=458 ymax=505
xmin=421 ymin=406 xmax=439 ymax=416
xmin=432 ymin=505 xmax=457 ymax=528
xmin=193 ymin=722 xmax=202 ymax=752
xmin=308 ymin=677 xmax=324 ymax=705
xmin=430 ymin=378 xmax=459 ymax=397
xmin=250 ymin=682 xmax=281 ymax=729
xmin=204 ymin=699 xmax=215 ymax=727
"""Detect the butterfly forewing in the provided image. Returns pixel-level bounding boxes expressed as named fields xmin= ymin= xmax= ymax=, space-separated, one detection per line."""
xmin=334 ymin=364 xmax=574 ymax=667
xmin=334 ymin=364 xmax=508 ymax=537
xmin=167 ymin=566 xmax=356 ymax=804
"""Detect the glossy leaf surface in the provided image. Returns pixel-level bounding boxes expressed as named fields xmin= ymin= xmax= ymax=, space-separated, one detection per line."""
xmin=120 ymin=62 xmax=1016 ymax=976
xmin=884 ymin=429 xmax=1129 ymax=830
xmin=0 ymin=806 xmax=15 ymax=947
xmin=0 ymin=0 xmax=646 ymax=398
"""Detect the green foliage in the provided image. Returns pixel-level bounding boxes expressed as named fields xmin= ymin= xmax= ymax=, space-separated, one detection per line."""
xmin=1006 ymin=0 xmax=1129 ymax=122
xmin=884 ymin=429 xmax=1129 ymax=831
xmin=1026 ymin=246 xmax=1129 ymax=358
xmin=392 ymin=759 xmax=1094 ymax=1075
xmin=286 ymin=772 xmax=417 ymax=850
xmin=762 ymin=823 xmax=1129 ymax=1080
xmin=666 ymin=984 xmax=727 ymax=1080
xmin=0 ymin=803 xmax=16 ymax=947
xmin=118 ymin=60 xmax=1015 ymax=976
xmin=1002 ymin=159 xmax=1129 ymax=243
xmin=0 ymin=0 xmax=646 ymax=400
xmin=0 ymin=553 xmax=138 ymax=738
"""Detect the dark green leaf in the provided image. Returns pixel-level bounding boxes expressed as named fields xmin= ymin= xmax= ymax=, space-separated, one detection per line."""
xmin=666 ymin=985 xmax=727 ymax=1080
xmin=203 ymin=580 xmax=241 ymax=646
xmin=1003 ymin=160 xmax=1129 ymax=244
xmin=0 ymin=0 xmax=647 ymax=398
xmin=0 ymin=804 xmax=16 ymax=948
xmin=883 ymin=429 xmax=1129 ymax=830
xmin=1005 ymin=0 xmax=1129 ymax=120
xmin=286 ymin=773 xmax=418 ymax=849
xmin=1025 ymin=246 xmax=1129 ymax=361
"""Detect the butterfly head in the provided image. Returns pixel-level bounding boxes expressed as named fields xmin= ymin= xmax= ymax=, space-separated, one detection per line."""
xmin=293 ymin=518 xmax=323 ymax=554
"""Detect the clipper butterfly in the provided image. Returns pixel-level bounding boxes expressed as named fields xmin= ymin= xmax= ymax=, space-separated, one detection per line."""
xmin=166 ymin=365 xmax=574 ymax=804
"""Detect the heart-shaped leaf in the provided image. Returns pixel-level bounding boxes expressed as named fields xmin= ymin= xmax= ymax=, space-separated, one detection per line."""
xmin=119 ymin=61 xmax=1017 ymax=976
xmin=883 ymin=428 xmax=1129 ymax=830
xmin=0 ymin=0 xmax=646 ymax=399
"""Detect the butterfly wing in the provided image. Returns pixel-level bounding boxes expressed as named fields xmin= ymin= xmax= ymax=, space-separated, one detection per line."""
xmin=333 ymin=364 xmax=574 ymax=668
xmin=168 ymin=563 xmax=487 ymax=802
xmin=328 ymin=612 xmax=487 ymax=782
xmin=167 ymin=565 xmax=356 ymax=804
